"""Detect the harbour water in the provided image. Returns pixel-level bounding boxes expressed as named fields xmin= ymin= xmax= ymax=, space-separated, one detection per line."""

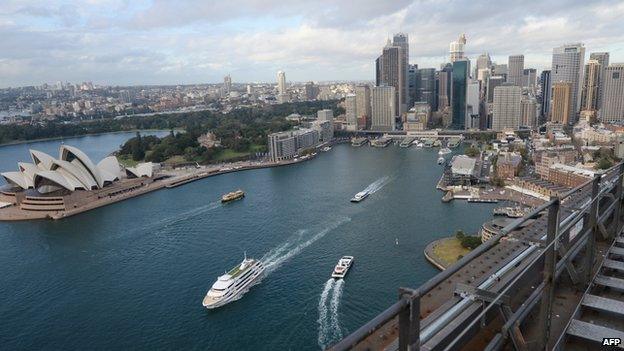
xmin=0 ymin=134 xmax=496 ymax=350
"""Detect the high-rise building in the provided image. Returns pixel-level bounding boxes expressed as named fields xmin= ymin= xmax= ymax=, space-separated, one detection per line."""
xmin=522 ymin=68 xmax=537 ymax=88
xmin=540 ymin=70 xmax=552 ymax=119
xmin=551 ymin=82 xmax=572 ymax=124
xmin=408 ymin=64 xmax=418 ymax=107
xmin=393 ymin=33 xmax=409 ymax=110
xmin=277 ymin=71 xmax=286 ymax=94
xmin=466 ymin=81 xmax=481 ymax=129
xmin=521 ymin=96 xmax=538 ymax=128
xmin=416 ymin=68 xmax=436 ymax=109
xmin=581 ymin=59 xmax=601 ymax=113
xmin=589 ymin=52 xmax=610 ymax=110
xmin=317 ymin=109 xmax=333 ymax=122
xmin=449 ymin=34 xmax=467 ymax=63
xmin=376 ymin=40 xmax=406 ymax=116
xmin=355 ymin=85 xmax=372 ymax=129
xmin=487 ymin=75 xmax=505 ymax=103
xmin=491 ymin=64 xmax=508 ymax=78
xmin=551 ymin=43 xmax=585 ymax=124
xmin=345 ymin=94 xmax=357 ymax=131
xmin=223 ymin=75 xmax=232 ymax=94
xmin=600 ymin=64 xmax=624 ymax=123
xmin=492 ymin=84 xmax=522 ymax=131
xmin=451 ymin=60 xmax=469 ymax=129
xmin=436 ymin=64 xmax=452 ymax=110
xmin=476 ymin=53 xmax=492 ymax=74
xmin=508 ymin=55 xmax=524 ymax=86
xmin=304 ymin=81 xmax=319 ymax=100
xmin=371 ymin=86 xmax=396 ymax=131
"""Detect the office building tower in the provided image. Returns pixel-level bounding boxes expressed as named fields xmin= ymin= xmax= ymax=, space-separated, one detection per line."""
xmin=437 ymin=64 xmax=452 ymax=110
xmin=487 ymin=75 xmax=505 ymax=103
xmin=581 ymin=59 xmax=601 ymax=113
xmin=540 ymin=70 xmax=552 ymax=119
xmin=223 ymin=75 xmax=232 ymax=94
xmin=416 ymin=68 xmax=436 ymax=109
xmin=521 ymin=96 xmax=538 ymax=128
xmin=376 ymin=40 xmax=406 ymax=116
xmin=522 ymin=68 xmax=537 ymax=88
xmin=476 ymin=53 xmax=492 ymax=73
xmin=590 ymin=52 xmax=610 ymax=110
xmin=345 ymin=94 xmax=357 ymax=131
xmin=304 ymin=82 xmax=319 ymax=100
xmin=451 ymin=60 xmax=469 ymax=129
xmin=317 ymin=109 xmax=333 ymax=122
xmin=492 ymin=84 xmax=522 ymax=131
xmin=508 ymin=55 xmax=524 ymax=86
xmin=551 ymin=82 xmax=572 ymax=124
xmin=355 ymin=85 xmax=372 ymax=129
xmin=393 ymin=33 xmax=409 ymax=109
xmin=449 ymin=34 xmax=467 ymax=63
xmin=466 ymin=81 xmax=481 ymax=129
xmin=491 ymin=64 xmax=508 ymax=80
xmin=371 ymin=86 xmax=396 ymax=131
xmin=600 ymin=64 xmax=624 ymax=123
xmin=404 ymin=103 xmax=431 ymax=131
xmin=551 ymin=43 xmax=585 ymax=124
xmin=277 ymin=71 xmax=286 ymax=94
xmin=408 ymin=64 xmax=418 ymax=107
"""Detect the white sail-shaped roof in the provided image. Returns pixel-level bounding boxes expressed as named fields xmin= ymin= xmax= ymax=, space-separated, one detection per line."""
xmin=50 ymin=160 xmax=98 ymax=190
xmin=97 ymin=156 xmax=121 ymax=183
xmin=17 ymin=162 xmax=39 ymax=184
xmin=33 ymin=170 xmax=77 ymax=193
xmin=125 ymin=162 xmax=153 ymax=178
xmin=30 ymin=150 xmax=56 ymax=170
xmin=59 ymin=145 xmax=103 ymax=188
xmin=1 ymin=171 xmax=33 ymax=189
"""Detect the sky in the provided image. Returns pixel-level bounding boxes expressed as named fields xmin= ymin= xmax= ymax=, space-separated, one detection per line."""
xmin=1 ymin=0 xmax=623 ymax=88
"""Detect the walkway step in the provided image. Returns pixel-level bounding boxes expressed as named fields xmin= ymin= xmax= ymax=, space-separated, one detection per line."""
xmin=610 ymin=246 xmax=624 ymax=257
xmin=582 ymin=294 xmax=624 ymax=317
xmin=595 ymin=275 xmax=624 ymax=291
xmin=603 ymin=259 xmax=624 ymax=272
xmin=567 ymin=319 xmax=624 ymax=345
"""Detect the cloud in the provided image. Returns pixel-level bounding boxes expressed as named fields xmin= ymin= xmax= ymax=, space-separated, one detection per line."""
xmin=0 ymin=0 xmax=623 ymax=87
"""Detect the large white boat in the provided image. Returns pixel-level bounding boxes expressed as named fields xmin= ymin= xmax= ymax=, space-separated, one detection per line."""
xmin=437 ymin=157 xmax=446 ymax=165
xmin=438 ymin=147 xmax=452 ymax=155
xmin=331 ymin=256 xmax=354 ymax=279
xmin=350 ymin=190 xmax=369 ymax=203
xmin=202 ymin=254 xmax=265 ymax=309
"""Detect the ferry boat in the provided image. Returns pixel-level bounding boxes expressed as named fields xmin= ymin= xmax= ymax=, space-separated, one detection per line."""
xmin=370 ymin=138 xmax=392 ymax=148
xmin=221 ymin=190 xmax=245 ymax=203
xmin=447 ymin=139 xmax=460 ymax=148
xmin=322 ymin=146 xmax=332 ymax=152
xmin=437 ymin=157 xmax=446 ymax=165
xmin=331 ymin=256 xmax=354 ymax=279
xmin=438 ymin=147 xmax=452 ymax=155
xmin=202 ymin=254 xmax=265 ymax=309
xmin=350 ymin=190 xmax=369 ymax=203
xmin=351 ymin=137 xmax=368 ymax=147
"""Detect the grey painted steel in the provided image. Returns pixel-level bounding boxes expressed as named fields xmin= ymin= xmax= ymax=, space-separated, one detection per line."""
xmin=537 ymin=198 xmax=559 ymax=350
xmin=604 ymin=259 xmax=624 ymax=272
xmin=566 ymin=319 xmax=624 ymax=345
xmin=594 ymin=274 xmax=624 ymax=291
xmin=582 ymin=294 xmax=624 ymax=317
xmin=609 ymin=246 xmax=624 ymax=256
xmin=586 ymin=175 xmax=601 ymax=284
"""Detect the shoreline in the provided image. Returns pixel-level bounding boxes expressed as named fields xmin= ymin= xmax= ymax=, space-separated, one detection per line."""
xmin=424 ymin=236 xmax=470 ymax=271
xmin=0 ymin=129 xmax=179 ymax=148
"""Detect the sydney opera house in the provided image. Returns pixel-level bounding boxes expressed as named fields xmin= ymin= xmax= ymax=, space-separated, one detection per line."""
xmin=0 ymin=145 xmax=158 ymax=220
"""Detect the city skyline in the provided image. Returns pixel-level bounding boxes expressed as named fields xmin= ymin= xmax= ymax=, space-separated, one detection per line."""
xmin=1 ymin=0 xmax=624 ymax=88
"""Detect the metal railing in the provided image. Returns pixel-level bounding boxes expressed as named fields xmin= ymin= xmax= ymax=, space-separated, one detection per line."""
xmin=329 ymin=162 xmax=624 ymax=351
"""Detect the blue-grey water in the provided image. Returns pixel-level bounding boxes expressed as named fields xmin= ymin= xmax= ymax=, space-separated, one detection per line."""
xmin=0 ymin=134 xmax=495 ymax=350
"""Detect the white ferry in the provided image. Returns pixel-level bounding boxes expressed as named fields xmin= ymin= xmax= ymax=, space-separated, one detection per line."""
xmin=202 ymin=254 xmax=265 ymax=309
xmin=437 ymin=157 xmax=446 ymax=165
xmin=350 ymin=190 xmax=369 ymax=203
xmin=438 ymin=147 xmax=451 ymax=155
xmin=331 ymin=256 xmax=354 ymax=279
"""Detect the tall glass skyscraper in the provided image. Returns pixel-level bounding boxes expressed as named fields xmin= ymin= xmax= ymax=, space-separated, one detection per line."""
xmin=540 ymin=70 xmax=552 ymax=121
xmin=451 ymin=60 xmax=468 ymax=129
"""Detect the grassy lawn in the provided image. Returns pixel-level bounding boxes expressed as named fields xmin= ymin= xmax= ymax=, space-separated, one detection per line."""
xmin=163 ymin=155 xmax=188 ymax=166
xmin=213 ymin=144 xmax=265 ymax=162
xmin=117 ymin=155 xmax=139 ymax=168
xmin=432 ymin=237 xmax=471 ymax=267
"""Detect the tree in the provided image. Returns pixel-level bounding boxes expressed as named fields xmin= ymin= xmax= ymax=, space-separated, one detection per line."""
xmin=465 ymin=146 xmax=480 ymax=158
xmin=131 ymin=132 xmax=145 ymax=161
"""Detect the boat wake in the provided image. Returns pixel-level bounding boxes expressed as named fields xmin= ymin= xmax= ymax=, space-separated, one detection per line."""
xmin=262 ymin=217 xmax=351 ymax=276
xmin=318 ymin=278 xmax=346 ymax=349
xmin=362 ymin=175 xmax=392 ymax=195
xmin=146 ymin=201 xmax=222 ymax=232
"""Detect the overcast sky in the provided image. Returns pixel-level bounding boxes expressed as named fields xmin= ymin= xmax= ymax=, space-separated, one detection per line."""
xmin=1 ymin=0 xmax=623 ymax=88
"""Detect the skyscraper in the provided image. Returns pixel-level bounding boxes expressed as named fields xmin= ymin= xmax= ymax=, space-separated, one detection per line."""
xmin=223 ymin=75 xmax=232 ymax=94
xmin=551 ymin=82 xmax=572 ymax=124
xmin=437 ymin=64 xmax=452 ymax=110
xmin=580 ymin=59 xmax=601 ymax=113
xmin=371 ymin=86 xmax=396 ymax=131
xmin=589 ymin=52 xmax=610 ymax=110
xmin=304 ymin=81 xmax=319 ymax=100
xmin=521 ymin=97 xmax=538 ymax=128
xmin=551 ymin=43 xmax=585 ymax=124
xmin=277 ymin=71 xmax=286 ymax=94
xmin=416 ymin=68 xmax=436 ymax=109
xmin=600 ymin=64 xmax=624 ymax=123
xmin=508 ymin=55 xmax=524 ymax=86
xmin=487 ymin=75 xmax=505 ymax=103
xmin=449 ymin=34 xmax=467 ymax=63
xmin=540 ymin=70 xmax=552 ymax=119
xmin=345 ymin=94 xmax=357 ymax=131
xmin=376 ymin=40 xmax=406 ymax=116
xmin=451 ymin=60 xmax=469 ymax=129
xmin=393 ymin=33 xmax=409 ymax=110
xmin=355 ymin=85 xmax=372 ymax=129
xmin=408 ymin=64 xmax=418 ymax=107
xmin=476 ymin=53 xmax=492 ymax=73
xmin=522 ymin=68 xmax=537 ymax=88
xmin=492 ymin=84 xmax=522 ymax=131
